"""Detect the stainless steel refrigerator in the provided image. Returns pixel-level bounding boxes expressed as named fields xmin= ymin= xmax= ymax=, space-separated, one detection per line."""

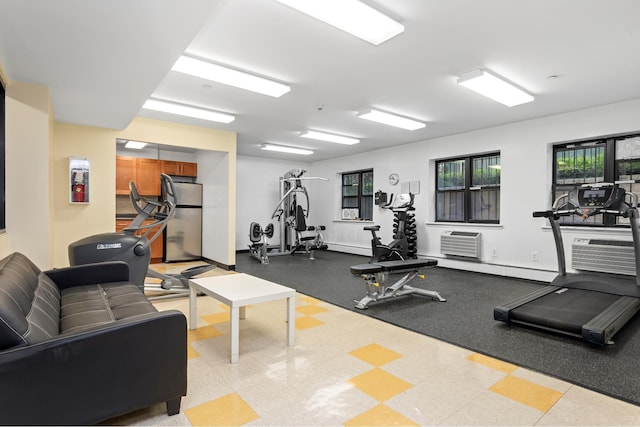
xmin=163 ymin=182 xmax=203 ymax=262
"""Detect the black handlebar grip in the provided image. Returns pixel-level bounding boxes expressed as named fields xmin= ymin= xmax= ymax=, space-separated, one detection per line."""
xmin=532 ymin=210 xmax=552 ymax=218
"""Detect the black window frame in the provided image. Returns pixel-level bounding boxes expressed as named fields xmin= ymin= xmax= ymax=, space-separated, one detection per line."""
xmin=435 ymin=152 xmax=501 ymax=224
xmin=341 ymin=169 xmax=373 ymax=221
xmin=552 ymin=133 xmax=640 ymax=228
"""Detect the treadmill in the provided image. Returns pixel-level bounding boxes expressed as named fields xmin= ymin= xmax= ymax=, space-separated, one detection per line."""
xmin=494 ymin=183 xmax=640 ymax=345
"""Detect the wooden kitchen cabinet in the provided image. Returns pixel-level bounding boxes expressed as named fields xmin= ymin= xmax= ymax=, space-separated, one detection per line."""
xmin=135 ymin=158 xmax=161 ymax=196
xmin=116 ymin=156 xmax=137 ymax=195
xmin=115 ymin=219 xmax=163 ymax=262
xmin=116 ymin=156 xmax=162 ymax=196
xmin=160 ymin=160 xmax=197 ymax=177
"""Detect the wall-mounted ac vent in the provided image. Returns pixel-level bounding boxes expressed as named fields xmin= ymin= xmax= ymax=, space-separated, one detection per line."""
xmin=440 ymin=231 xmax=481 ymax=259
xmin=341 ymin=208 xmax=359 ymax=220
xmin=571 ymin=238 xmax=636 ymax=276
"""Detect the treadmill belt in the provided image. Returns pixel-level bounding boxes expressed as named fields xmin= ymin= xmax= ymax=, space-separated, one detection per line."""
xmin=510 ymin=288 xmax=620 ymax=335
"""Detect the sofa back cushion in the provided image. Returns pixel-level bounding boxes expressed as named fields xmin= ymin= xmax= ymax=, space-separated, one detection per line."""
xmin=0 ymin=252 xmax=61 ymax=350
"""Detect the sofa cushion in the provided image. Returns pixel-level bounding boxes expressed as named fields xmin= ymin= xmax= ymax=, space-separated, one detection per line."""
xmin=0 ymin=253 xmax=61 ymax=349
xmin=61 ymin=282 xmax=157 ymax=335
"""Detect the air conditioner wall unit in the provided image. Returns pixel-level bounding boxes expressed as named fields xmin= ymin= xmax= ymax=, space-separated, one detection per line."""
xmin=571 ymin=238 xmax=636 ymax=276
xmin=440 ymin=231 xmax=481 ymax=259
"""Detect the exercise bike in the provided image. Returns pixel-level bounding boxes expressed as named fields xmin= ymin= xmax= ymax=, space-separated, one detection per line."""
xmin=68 ymin=174 xmax=215 ymax=299
xmin=364 ymin=193 xmax=417 ymax=262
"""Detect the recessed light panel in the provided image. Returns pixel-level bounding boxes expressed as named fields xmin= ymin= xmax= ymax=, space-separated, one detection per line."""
xmin=143 ymin=99 xmax=235 ymax=123
xmin=124 ymin=140 xmax=147 ymax=149
xmin=357 ymin=109 xmax=426 ymax=130
xmin=172 ymin=56 xmax=290 ymax=98
xmin=457 ymin=69 xmax=534 ymax=107
xmin=300 ymin=130 xmax=360 ymax=145
xmin=261 ymin=143 xmax=313 ymax=155
xmin=277 ymin=0 xmax=403 ymax=46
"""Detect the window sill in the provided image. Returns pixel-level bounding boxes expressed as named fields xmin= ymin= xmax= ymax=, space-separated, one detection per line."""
xmin=333 ymin=219 xmax=374 ymax=224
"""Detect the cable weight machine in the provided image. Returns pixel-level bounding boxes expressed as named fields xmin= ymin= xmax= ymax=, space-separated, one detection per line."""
xmin=248 ymin=169 xmax=328 ymax=264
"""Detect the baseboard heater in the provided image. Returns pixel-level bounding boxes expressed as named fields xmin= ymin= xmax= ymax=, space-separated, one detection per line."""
xmin=572 ymin=238 xmax=636 ymax=276
xmin=440 ymin=231 xmax=481 ymax=259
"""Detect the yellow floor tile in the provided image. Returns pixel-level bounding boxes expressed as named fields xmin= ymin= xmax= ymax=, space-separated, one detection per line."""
xmin=300 ymin=295 xmax=322 ymax=304
xmin=349 ymin=368 xmax=412 ymax=402
xmin=201 ymin=312 xmax=231 ymax=325
xmin=467 ymin=352 xmax=518 ymax=374
xmin=187 ymin=344 xmax=200 ymax=360
xmin=296 ymin=304 xmax=329 ymax=315
xmin=345 ymin=404 xmax=420 ymax=426
xmin=490 ymin=374 xmax=563 ymax=412
xmin=187 ymin=325 xmax=223 ymax=342
xmin=295 ymin=315 xmax=325 ymax=329
xmin=349 ymin=343 xmax=403 ymax=367
xmin=184 ymin=393 xmax=259 ymax=426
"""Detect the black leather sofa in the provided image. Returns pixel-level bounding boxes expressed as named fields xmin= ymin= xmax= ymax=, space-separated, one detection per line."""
xmin=0 ymin=252 xmax=187 ymax=425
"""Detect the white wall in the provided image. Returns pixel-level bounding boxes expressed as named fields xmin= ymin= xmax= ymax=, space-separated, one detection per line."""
xmin=237 ymin=98 xmax=640 ymax=281
xmin=197 ymin=150 xmax=232 ymax=266
xmin=235 ymin=156 xmax=311 ymax=251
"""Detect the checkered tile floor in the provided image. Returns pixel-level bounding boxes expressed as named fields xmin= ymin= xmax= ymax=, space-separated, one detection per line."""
xmin=111 ymin=265 xmax=640 ymax=426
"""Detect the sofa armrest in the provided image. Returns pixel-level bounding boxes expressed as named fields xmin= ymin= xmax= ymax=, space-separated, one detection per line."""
xmin=44 ymin=261 xmax=131 ymax=289
xmin=0 ymin=310 xmax=187 ymax=425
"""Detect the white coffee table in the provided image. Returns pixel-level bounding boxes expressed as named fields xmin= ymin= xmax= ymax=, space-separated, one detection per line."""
xmin=189 ymin=273 xmax=296 ymax=363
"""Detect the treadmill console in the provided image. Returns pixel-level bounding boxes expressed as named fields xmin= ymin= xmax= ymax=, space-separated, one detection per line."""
xmin=577 ymin=185 xmax=625 ymax=210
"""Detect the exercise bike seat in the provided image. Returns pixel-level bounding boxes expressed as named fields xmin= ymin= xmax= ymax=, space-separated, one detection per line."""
xmin=364 ymin=225 xmax=381 ymax=232
xmin=350 ymin=258 xmax=438 ymax=275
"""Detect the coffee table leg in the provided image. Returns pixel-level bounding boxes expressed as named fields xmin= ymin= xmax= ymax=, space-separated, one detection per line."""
xmin=287 ymin=295 xmax=295 ymax=346
xmin=230 ymin=306 xmax=240 ymax=363
xmin=189 ymin=283 xmax=197 ymax=330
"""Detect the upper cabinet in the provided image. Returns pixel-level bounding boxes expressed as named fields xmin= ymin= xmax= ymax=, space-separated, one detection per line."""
xmin=116 ymin=156 xmax=137 ymax=195
xmin=136 ymin=158 xmax=161 ymax=196
xmin=116 ymin=156 xmax=198 ymax=196
xmin=160 ymin=160 xmax=197 ymax=177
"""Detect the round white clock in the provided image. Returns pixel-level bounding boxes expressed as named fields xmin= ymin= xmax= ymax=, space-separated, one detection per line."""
xmin=389 ymin=173 xmax=399 ymax=186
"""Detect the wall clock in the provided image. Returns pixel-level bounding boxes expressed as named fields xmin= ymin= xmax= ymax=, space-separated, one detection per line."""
xmin=388 ymin=173 xmax=399 ymax=186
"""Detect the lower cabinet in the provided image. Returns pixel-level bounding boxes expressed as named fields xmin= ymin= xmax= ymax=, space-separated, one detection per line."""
xmin=115 ymin=219 xmax=163 ymax=262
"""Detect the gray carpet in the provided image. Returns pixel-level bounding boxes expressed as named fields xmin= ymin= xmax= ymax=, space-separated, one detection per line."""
xmin=235 ymin=250 xmax=640 ymax=406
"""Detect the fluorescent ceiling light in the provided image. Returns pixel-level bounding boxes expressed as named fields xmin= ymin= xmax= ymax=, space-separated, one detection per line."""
xmin=172 ymin=56 xmax=290 ymax=98
xmin=142 ymin=99 xmax=235 ymax=124
xmin=277 ymin=0 xmax=403 ymax=46
xmin=357 ymin=109 xmax=426 ymax=130
xmin=261 ymin=143 xmax=313 ymax=155
xmin=300 ymin=130 xmax=360 ymax=145
xmin=124 ymin=140 xmax=147 ymax=149
xmin=457 ymin=69 xmax=534 ymax=107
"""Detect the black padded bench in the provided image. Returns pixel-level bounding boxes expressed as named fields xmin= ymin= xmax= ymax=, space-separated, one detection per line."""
xmin=350 ymin=258 xmax=439 ymax=276
xmin=350 ymin=258 xmax=445 ymax=309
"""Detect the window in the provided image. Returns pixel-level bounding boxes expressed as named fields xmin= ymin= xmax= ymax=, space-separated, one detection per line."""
xmin=552 ymin=133 xmax=640 ymax=227
xmin=342 ymin=169 xmax=373 ymax=220
xmin=436 ymin=153 xmax=500 ymax=223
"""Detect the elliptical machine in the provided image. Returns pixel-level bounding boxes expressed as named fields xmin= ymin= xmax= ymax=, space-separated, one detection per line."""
xmin=364 ymin=193 xmax=417 ymax=262
xmin=69 ymin=174 xmax=215 ymax=298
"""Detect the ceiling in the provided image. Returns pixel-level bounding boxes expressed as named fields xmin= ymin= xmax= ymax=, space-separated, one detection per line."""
xmin=1 ymin=0 xmax=639 ymax=161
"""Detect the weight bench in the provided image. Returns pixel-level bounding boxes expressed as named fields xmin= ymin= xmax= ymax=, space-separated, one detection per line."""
xmin=350 ymin=258 xmax=446 ymax=309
